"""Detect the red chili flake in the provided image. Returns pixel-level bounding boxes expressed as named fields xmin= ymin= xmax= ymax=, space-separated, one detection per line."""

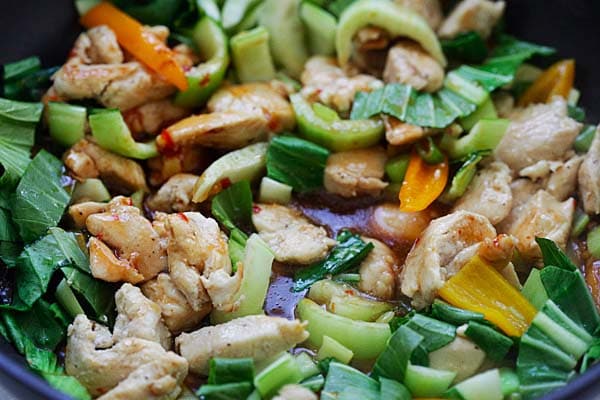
xmin=199 ymin=73 xmax=211 ymax=87
xmin=183 ymin=65 xmax=192 ymax=72
xmin=111 ymin=213 xmax=120 ymax=221
xmin=252 ymin=205 xmax=262 ymax=214
xmin=96 ymin=233 xmax=104 ymax=241
xmin=178 ymin=212 xmax=189 ymax=222
xmin=126 ymin=198 xmax=133 ymax=206
xmin=262 ymin=107 xmax=279 ymax=131
xmin=344 ymin=289 xmax=355 ymax=295
xmin=220 ymin=177 xmax=232 ymax=189
xmin=158 ymin=129 xmax=179 ymax=156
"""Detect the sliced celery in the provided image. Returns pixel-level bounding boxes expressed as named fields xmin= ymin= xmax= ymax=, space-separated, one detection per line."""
xmin=440 ymin=119 xmax=509 ymax=159
xmin=294 ymin=352 xmax=320 ymax=380
xmin=89 ymin=110 xmax=158 ymax=159
xmin=259 ymin=177 xmax=293 ymax=205
xmin=443 ymin=152 xmax=484 ymax=202
xmin=449 ymin=369 xmax=503 ymax=400
xmin=532 ymin=311 xmax=588 ymax=359
xmin=460 ymin=97 xmax=498 ymax=131
xmin=222 ymin=0 xmax=262 ymax=32
xmin=317 ymin=336 xmax=354 ymax=364
xmin=300 ymin=2 xmax=337 ymax=56
xmin=192 ymin=142 xmax=268 ymax=203
xmin=404 ymin=363 xmax=455 ymax=397
xmin=445 ymin=73 xmax=489 ymax=106
xmin=71 ymin=179 xmax=110 ymax=204
xmin=521 ymin=269 xmax=548 ymax=310
xmin=231 ymin=26 xmax=276 ymax=83
xmin=211 ymin=234 xmax=275 ymax=323
xmin=296 ymin=298 xmax=391 ymax=360
xmin=47 ymin=102 xmax=86 ymax=147
xmin=253 ymin=353 xmax=303 ymax=398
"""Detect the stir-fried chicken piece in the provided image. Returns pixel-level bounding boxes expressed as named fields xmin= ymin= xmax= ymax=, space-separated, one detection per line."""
xmin=207 ymin=82 xmax=296 ymax=134
xmin=176 ymin=315 xmax=308 ymax=375
xmin=384 ymin=116 xmax=432 ymax=146
xmin=165 ymin=212 xmax=237 ymax=312
xmin=452 ymin=161 xmax=513 ymax=225
xmin=147 ymin=174 xmax=199 ymax=213
xmin=51 ymin=25 xmax=194 ymax=111
xmin=501 ymin=190 xmax=575 ymax=262
xmin=301 ymin=56 xmax=383 ymax=114
xmin=147 ymin=147 xmax=206 ymax=187
xmin=112 ymin=283 xmax=171 ymax=350
xmin=351 ymin=27 xmax=390 ymax=77
xmin=64 ymin=139 xmax=148 ymax=193
xmin=142 ymin=273 xmax=210 ymax=334
xmin=157 ymin=112 xmax=268 ymax=151
xmin=358 ymin=238 xmax=398 ymax=300
xmin=252 ymin=204 xmax=336 ymax=264
xmin=438 ymin=0 xmax=506 ymax=39
xmin=123 ymin=99 xmax=191 ymax=137
xmin=546 ymin=155 xmax=584 ymax=201
xmin=323 ymin=147 xmax=388 ymax=198
xmin=383 ymin=40 xmax=445 ymax=92
xmin=579 ymin=126 xmax=600 ymax=214
xmin=395 ymin=0 xmax=443 ymax=30
xmin=494 ymin=97 xmax=581 ymax=172
xmin=86 ymin=197 xmax=167 ymax=281
xmin=273 ymin=385 xmax=318 ymax=400
xmin=369 ymin=203 xmax=438 ymax=243
xmin=65 ymin=315 xmax=187 ymax=397
xmin=68 ymin=201 xmax=108 ymax=229
xmin=400 ymin=211 xmax=497 ymax=309
xmin=89 ymin=237 xmax=145 ymax=284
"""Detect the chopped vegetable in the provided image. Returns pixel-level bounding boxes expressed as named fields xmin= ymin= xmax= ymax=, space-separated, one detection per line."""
xmin=443 ymin=151 xmax=486 ymax=202
xmin=441 ymin=31 xmax=488 ymax=64
xmin=371 ymin=325 xmax=423 ymax=382
xmin=385 ymin=154 xmax=410 ymax=183
xmin=519 ymin=59 xmax=575 ymax=106
xmin=521 ymin=269 xmax=549 ymax=310
xmin=317 ymin=335 xmax=354 ymax=364
xmin=438 ymin=255 xmax=537 ymax=337
xmin=211 ymin=180 xmax=253 ymax=233
xmin=253 ymin=353 xmax=303 ymax=398
xmin=266 ymin=135 xmax=330 ymax=193
xmin=211 ymin=234 xmax=274 ymax=323
xmin=197 ymin=382 xmax=253 ymax=400
xmin=292 ymin=94 xmax=384 ymax=152
xmin=71 ymin=179 xmax=110 ymax=204
xmin=430 ymin=299 xmax=486 ymax=326
xmin=55 ymin=279 xmax=85 ymax=318
xmin=3 ymin=56 xmax=41 ymax=82
xmin=259 ymin=0 xmax=309 ymax=78
xmin=416 ymin=137 xmax=445 ymax=164
xmin=404 ymin=314 xmax=455 ymax=352
xmin=174 ymin=17 xmax=229 ymax=107
xmin=568 ymin=104 xmax=586 ymax=122
xmin=447 ymin=369 xmax=503 ymax=400
xmin=321 ymin=362 xmax=381 ymax=400
xmin=294 ymin=230 xmax=374 ymax=291
xmin=336 ymin=0 xmax=446 ymax=67
xmin=89 ymin=110 xmax=158 ymax=160
xmin=571 ymin=210 xmax=590 ymax=238
xmin=459 ymin=97 xmax=497 ymax=131
xmin=47 ymin=102 xmax=86 ymax=147
xmin=440 ymin=119 xmax=509 ymax=159
xmin=300 ymin=2 xmax=337 ymax=56
xmin=587 ymin=226 xmax=600 ymax=259
xmin=221 ymin=0 xmax=262 ymax=32
xmin=574 ymin=125 xmax=598 ymax=153
xmin=258 ymin=177 xmax=293 ymax=205
xmin=208 ymin=358 xmax=255 ymax=385
xmin=404 ymin=363 xmax=456 ymax=397
xmin=399 ymin=152 xmax=448 ymax=212
xmin=230 ymin=26 xmax=276 ymax=83
xmin=192 ymin=142 xmax=268 ymax=203
xmin=464 ymin=321 xmax=513 ymax=361
xmin=296 ymin=298 xmax=391 ymax=360
xmin=80 ymin=2 xmax=189 ymax=91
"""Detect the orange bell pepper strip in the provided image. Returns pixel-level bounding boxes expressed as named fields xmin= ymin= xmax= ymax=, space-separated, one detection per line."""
xmin=518 ymin=59 xmax=575 ymax=106
xmin=81 ymin=2 xmax=189 ymax=91
xmin=438 ymin=256 xmax=537 ymax=337
xmin=399 ymin=151 xmax=448 ymax=212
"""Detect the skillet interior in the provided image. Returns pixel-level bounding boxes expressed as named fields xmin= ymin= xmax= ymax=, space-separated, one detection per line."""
xmin=0 ymin=0 xmax=599 ymax=398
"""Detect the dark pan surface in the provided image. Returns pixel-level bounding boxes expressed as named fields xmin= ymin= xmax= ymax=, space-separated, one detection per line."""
xmin=1 ymin=0 xmax=600 ymax=399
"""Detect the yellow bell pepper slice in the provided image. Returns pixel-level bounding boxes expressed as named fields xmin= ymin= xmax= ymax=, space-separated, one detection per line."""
xmin=399 ymin=152 xmax=449 ymax=212
xmin=518 ymin=59 xmax=575 ymax=106
xmin=438 ymin=256 xmax=536 ymax=337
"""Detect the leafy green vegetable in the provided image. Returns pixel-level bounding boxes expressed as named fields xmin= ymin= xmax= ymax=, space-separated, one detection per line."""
xmin=443 ymin=151 xmax=486 ymax=201
xmin=574 ymin=125 xmax=597 ymax=153
xmin=379 ymin=377 xmax=411 ymax=400
xmin=266 ymin=135 xmax=329 ymax=193
xmin=465 ymin=321 xmax=513 ymax=361
xmin=535 ymin=237 xmax=577 ymax=272
xmin=196 ymin=382 xmax=253 ymax=400
xmin=327 ymin=0 xmax=357 ymax=17
xmin=301 ymin=374 xmax=325 ymax=392
xmin=581 ymin=338 xmax=600 ymax=373
xmin=61 ymin=267 xmax=116 ymax=323
xmin=211 ymin=180 xmax=253 ymax=233
xmin=208 ymin=358 xmax=255 ymax=385
xmin=3 ymin=57 xmax=41 ymax=82
xmin=11 ymin=150 xmax=70 ymax=242
xmin=568 ymin=104 xmax=586 ymax=122
xmin=9 ymin=300 xmax=65 ymax=350
xmin=3 ymin=56 xmax=58 ymax=102
xmin=521 ymin=269 xmax=549 ymax=310
xmin=113 ymin=0 xmax=187 ymax=26
xmin=228 ymin=228 xmax=248 ymax=269
xmin=254 ymin=352 xmax=303 ymax=398
xmin=0 ymin=208 xmax=20 ymax=267
xmin=441 ymin=32 xmax=488 ymax=64
xmin=294 ymin=230 xmax=373 ymax=291
xmin=321 ymin=362 xmax=380 ymax=400
xmin=404 ymin=314 xmax=455 ymax=352
xmin=371 ymin=325 xmax=423 ymax=382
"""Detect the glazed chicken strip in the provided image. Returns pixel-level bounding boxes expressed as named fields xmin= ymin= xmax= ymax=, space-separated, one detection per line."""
xmin=323 ymin=147 xmax=388 ymax=198
xmin=65 ymin=315 xmax=187 ymax=398
xmin=252 ymin=204 xmax=336 ymax=264
xmin=452 ymin=161 xmax=513 ymax=225
xmin=64 ymin=139 xmax=148 ymax=193
xmin=384 ymin=116 xmax=433 ymax=146
xmin=438 ymin=0 xmax=506 ymax=40
xmin=68 ymin=201 xmax=108 ymax=229
xmin=400 ymin=211 xmax=497 ymax=309
xmin=112 ymin=283 xmax=171 ymax=350
xmin=301 ymin=56 xmax=383 ymax=114
xmin=147 ymin=173 xmax=199 ymax=213
xmin=383 ymin=40 xmax=445 ymax=92
xmin=166 ymin=212 xmax=239 ymax=312
xmin=207 ymin=82 xmax=296 ymax=133
xmin=175 ymin=315 xmax=308 ymax=375
xmin=358 ymin=238 xmax=398 ymax=300
xmin=545 ymin=155 xmax=584 ymax=201
xmin=123 ymin=99 xmax=191 ymax=137
xmin=395 ymin=0 xmax=443 ymax=30
xmin=494 ymin=97 xmax=582 ymax=172
xmin=500 ymin=190 xmax=575 ymax=262
xmin=86 ymin=196 xmax=167 ymax=282
xmin=142 ymin=273 xmax=210 ymax=334
xmin=578 ymin=126 xmax=600 ymax=214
